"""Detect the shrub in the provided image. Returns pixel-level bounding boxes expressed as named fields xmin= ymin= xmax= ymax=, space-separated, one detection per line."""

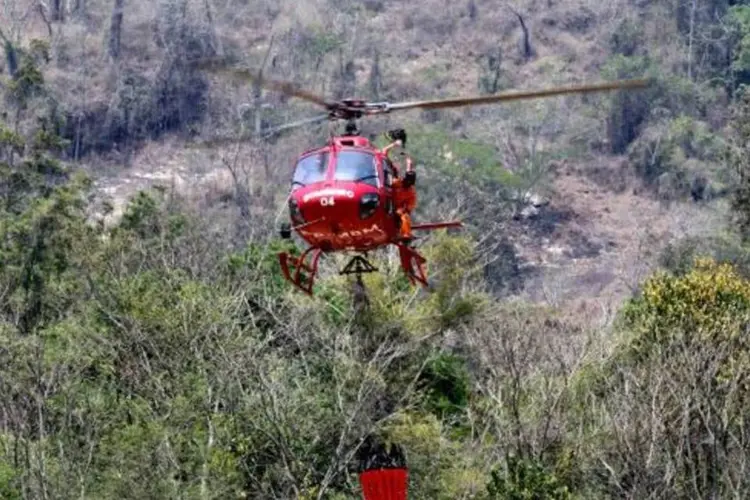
xmin=619 ymin=257 xmax=750 ymax=384
xmin=486 ymin=454 xmax=573 ymax=500
xmin=627 ymin=115 xmax=727 ymax=199
xmin=573 ymin=258 xmax=750 ymax=498
xmin=600 ymin=55 xmax=660 ymax=154
xmin=418 ymin=353 xmax=471 ymax=420
xmin=609 ymin=17 xmax=644 ymax=57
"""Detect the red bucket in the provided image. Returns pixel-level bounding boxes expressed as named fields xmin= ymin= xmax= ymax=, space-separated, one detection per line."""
xmin=359 ymin=467 xmax=408 ymax=500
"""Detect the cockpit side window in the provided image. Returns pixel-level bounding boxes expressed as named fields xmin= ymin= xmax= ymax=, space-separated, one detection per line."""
xmin=334 ymin=150 xmax=379 ymax=187
xmin=292 ymin=152 xmax=329 ymax=189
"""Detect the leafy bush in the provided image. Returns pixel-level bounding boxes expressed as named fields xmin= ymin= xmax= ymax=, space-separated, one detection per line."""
xmin=599 ymin=57 xmax=721 ymax=155
xmin=418 ymin=233 xmax=488 ymax=330
xmin=418 ymin=353 xmax=471 ymax=420
xmin=627 ymin=115 xmax=727 ymax=198
xmin=382 ymin=410 xmax=487 ymax=499
xmin=0 ymin=455 xmax=20 ymax=500
xmin=621 ymin=257 xmax=750 ymax=351
xmin=659 ymin=233 xmax=750 ymax=277
xmin=570 ymin=258 xmax=750 ymax=498
xmin=486 ymin=454 xmax=573 ymax=500
xmin=407 ymin=128 xmax=519 ymax=189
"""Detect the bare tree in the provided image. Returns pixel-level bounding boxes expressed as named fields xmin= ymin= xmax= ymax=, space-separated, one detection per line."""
xmin=107 ymin=0 xmax=124 ymax=60
xmin=220 ymin=142 xmax=254 ymax=242
xmin=0 ymin=0 xmax=37 ymax=75
xmin=253 ymin=35 xmax=275 ymax=137
xmin=462 ymin=303 xmax=591 ymax=462
xmin=49 ymin=0 xmax=63 ymax=22
xmin=509 ymin=7 xmax=534 ymax=61
xmin=0 ymin=27 xmax=19 ymax=76
xmin=368 ymin=49 xmax=382 ymax=100
xmin=494 ymin=99 xmax=561 ymax=209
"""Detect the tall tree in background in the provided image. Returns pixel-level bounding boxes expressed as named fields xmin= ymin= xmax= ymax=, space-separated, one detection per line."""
xmin=729 ymin=86 xmax=750 ymax=242
xmin=108 ymin=0 xmax=124 ymax=60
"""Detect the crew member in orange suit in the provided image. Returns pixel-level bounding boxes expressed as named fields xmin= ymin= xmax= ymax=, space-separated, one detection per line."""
xmin=390 ymin=155 xmax=417 ymax=243
xmin=383 ymin=129 xmax=417 ymax=243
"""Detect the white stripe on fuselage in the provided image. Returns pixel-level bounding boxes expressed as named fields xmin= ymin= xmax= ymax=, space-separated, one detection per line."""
xmin=302 ymin=188 xmax=355 ymax=203
xmin=301 ymin=223 xmax=386 ymax=241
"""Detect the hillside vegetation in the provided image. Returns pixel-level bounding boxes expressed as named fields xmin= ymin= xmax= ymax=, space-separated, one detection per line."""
xmin=4 ymin=0 xmax=750 ymax=497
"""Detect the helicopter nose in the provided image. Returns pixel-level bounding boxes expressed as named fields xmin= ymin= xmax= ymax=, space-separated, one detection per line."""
xmin=298 ymin=187 xmax=359 ymax=223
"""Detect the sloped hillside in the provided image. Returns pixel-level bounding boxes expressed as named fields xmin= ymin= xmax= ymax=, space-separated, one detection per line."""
xmin=0 ymin=0 xmax=742 ymax=306
xmin=5 ymin=0 xmax=750 ymax=498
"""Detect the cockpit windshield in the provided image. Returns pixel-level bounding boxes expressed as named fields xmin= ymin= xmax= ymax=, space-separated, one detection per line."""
xmin=292 ymin=152 xmax=329 ymax=188
xmin=334 ymin=150 xmax=379 ymax=187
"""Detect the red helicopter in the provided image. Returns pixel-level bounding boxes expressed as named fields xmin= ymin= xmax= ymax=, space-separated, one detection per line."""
xmin=196 ymin=61 xmax=648 ymax=295
xmin=277 ymin=123 xmax=454 ymax=295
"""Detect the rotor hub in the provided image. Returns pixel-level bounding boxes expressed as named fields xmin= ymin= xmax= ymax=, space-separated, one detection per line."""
xmin=326 ymin=99 xmax=390 ymax=123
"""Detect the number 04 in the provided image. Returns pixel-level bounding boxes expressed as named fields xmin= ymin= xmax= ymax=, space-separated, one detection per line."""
xmin=320 ymin=196 xmax=335 ymax=206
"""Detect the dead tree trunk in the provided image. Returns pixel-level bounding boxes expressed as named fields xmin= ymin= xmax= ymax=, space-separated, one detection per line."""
xmin=36 ymin=4 xmax=53 ymax=37
xmin=108 ymin=0 xmax=124 ymax=60
xmin=71 ymin=0 xmax=87 ymax=19
xmin=51 ymin=0 xmax=64 ymax=22
xmin=369 ymin=49 xmax=382 ymax=99
xmin=510 ymin=8 xmax=534 ymax=61
xmin=468 ymin=0 xmax=478 ymax=21
xmin=253 ymin=35 xmax=275 ymax=136
xmin=478 ymin=47 xmax=503 ymax=93
xmin=0 ymin=29 xmax=18 ymax=77
xmin=336 ymin=49 xmax=357 ymax=99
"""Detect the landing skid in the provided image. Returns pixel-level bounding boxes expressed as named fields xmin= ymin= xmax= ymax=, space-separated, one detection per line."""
xmin=396 ymin=243 xmax=429 ymax=287
xmin=278 ymin=218 xmax=461 ymax=295
xmin=278 ymin=247 xmax=430 ymax=295
xmin=279 ymin=246 xmax=323 ymax=295
xmin=397 ymin=219 xmax=461 ymax=287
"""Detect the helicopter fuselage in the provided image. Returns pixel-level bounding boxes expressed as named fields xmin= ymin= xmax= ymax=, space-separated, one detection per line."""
xmin=292 ymin=182 xmax=393 ymax=251
xmin=287 ymin=135 xmax=399 ymax=253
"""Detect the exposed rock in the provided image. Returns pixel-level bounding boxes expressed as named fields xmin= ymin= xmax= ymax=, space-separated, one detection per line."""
xmin=525 ymin=192 xmax=549 ymax=207
xmin=520 ymin=205 xmax=539 ymax=219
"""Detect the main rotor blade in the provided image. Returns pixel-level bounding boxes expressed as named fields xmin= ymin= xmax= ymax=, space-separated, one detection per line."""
xmin=260 ymin=113 xmax=332 ymax=138
xmin=188 ymin=114 xmax=331 ymax=148
xmin=194 ymin=59 xmax=335 ymax=109
xmin=384 ymin=79 xmax=650 ymax=112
